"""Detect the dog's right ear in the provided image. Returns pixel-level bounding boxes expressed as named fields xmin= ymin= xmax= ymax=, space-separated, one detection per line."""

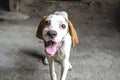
xmin=36 ymin=16 xmax=48 ymax=40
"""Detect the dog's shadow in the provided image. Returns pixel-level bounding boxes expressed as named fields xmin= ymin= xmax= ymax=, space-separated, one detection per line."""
xmin=19 ymin=48 xmax=45 ymax=64
xmin=19 ymin=47 xmax=61 ymax=65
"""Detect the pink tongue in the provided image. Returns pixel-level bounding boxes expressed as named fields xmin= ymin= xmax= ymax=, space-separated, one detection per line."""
xmin=45 ymin=41 xmax=58 ymax=55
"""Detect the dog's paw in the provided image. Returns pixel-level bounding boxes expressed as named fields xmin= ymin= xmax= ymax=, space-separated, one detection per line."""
xmin=68 ymin=63 xmax=72 ymax=71
xmin=43 ymin=57 xmax=49 ymax=65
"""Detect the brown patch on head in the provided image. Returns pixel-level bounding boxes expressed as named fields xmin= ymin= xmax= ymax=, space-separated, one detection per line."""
xmin=67 ymin=20 xmax=79 ymax=47
xmin=36 ymin=16 xmax=50 ymax=40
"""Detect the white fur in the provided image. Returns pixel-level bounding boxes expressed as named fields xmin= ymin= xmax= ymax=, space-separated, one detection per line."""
xmin=54 ymin=11 xmax=68 ymax=20
xmin=43 ymin=13 xmax=68 ymax=43
xmin=43 ymin=11 xmax=72 ymax=80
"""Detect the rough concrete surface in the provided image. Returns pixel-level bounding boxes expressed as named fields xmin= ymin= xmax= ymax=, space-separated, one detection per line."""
xmin=0 ymin=2 xmax=120 ymax=80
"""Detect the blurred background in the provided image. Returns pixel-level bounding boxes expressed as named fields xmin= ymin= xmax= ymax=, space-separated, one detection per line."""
xmin=0 ymin=0 xmax=120 ymax=80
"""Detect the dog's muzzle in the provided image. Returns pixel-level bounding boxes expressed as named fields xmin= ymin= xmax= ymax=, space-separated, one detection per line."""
xmin=45 ymin=29 xmax=68 ymax=56
xmin=45 ymin=30 xmax=59 ymax=56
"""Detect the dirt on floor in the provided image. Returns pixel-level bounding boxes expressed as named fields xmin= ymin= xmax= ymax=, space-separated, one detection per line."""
xmin=0 ymin=1 xmax=120 ymax=80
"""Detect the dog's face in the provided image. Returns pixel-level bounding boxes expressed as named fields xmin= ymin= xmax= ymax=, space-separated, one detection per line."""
xmin=36 ymin=11 xmax=79 ymax=56
xmin=43 ymin=15 xmax=68 ymax=43
xmin=42 ymin=13 xmax=68 ymax=56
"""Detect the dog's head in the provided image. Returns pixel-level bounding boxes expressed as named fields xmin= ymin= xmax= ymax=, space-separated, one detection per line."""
xmin=36 ymin=11 xmax=78 ymax=56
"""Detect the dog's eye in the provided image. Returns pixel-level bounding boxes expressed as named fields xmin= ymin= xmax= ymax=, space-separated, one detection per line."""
xmin=44 ymin=20 xmax=50 ymax=25
xmin=61 ymin=24 xmax=66 ymax=29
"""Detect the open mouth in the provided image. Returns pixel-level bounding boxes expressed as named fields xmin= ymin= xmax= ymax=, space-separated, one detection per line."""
xmin=45 ymin=40 xmax=60 ymax=55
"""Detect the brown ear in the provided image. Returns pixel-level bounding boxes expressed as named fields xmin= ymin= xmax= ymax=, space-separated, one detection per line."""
xmin=68 ymin=20 xmax=79 ymax=47
xmin=36 ymin=16 xmax=48 ymax=40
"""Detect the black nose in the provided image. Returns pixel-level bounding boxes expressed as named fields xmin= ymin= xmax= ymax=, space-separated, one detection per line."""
xmin=47 ymin=30 xmax=57 ymax=38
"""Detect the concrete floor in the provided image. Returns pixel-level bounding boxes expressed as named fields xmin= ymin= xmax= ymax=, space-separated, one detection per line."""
xmin=0 ymin=5 xmax=120 ymax=80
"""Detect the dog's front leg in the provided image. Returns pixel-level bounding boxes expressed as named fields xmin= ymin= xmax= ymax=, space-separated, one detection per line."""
xmin=61 ymin=59 xmax=70 ymax=80
xmin=47 ymin=57 xmax=57 ymax=80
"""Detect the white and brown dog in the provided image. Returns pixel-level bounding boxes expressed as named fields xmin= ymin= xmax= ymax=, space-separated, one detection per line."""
xmin=36 ymin=11 xmax=78 ymax=80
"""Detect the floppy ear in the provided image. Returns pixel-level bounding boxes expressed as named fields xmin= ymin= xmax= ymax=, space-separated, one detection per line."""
xmin=68 ymin=20 xmax=79 ymax=47
xmin=36 ymin=16 xmax=48 ymax=40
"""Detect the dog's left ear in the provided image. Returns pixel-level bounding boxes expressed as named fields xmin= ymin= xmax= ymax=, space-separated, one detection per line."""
xmin=36 ymin=16 xmax=48 ymax=40
xmin=68 ymin=20 xmax=79 ymax=47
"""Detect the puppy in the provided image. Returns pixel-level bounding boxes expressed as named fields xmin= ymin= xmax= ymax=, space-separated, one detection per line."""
xmin=36 ymin=11 xmax=78 ymax=80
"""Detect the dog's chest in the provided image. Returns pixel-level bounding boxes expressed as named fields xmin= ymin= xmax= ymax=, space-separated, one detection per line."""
xmin=54 ymin=48 xmax=65 ymax=61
